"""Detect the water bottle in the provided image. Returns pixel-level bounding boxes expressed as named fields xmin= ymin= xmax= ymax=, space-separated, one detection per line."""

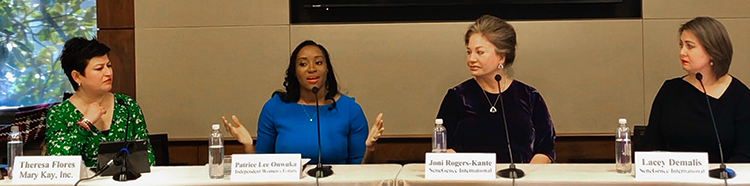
xmin=615 ymin=118 xmax=632 ymax=173
xmin=432 ymin=119 xmax=447 ymax=153
xmin=208 ymin=124 xmax=224 ymax=179
xmin=7 ymin=126 xmax=23 ymax=179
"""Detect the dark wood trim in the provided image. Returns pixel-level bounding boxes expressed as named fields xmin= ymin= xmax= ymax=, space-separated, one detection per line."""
xmin=97 ymin=0 xmax=136 ymax=98
xmin=167 ymin=136 xmax=614 ymax=165
xmin=96 ymin=0 xmax=134 ymax=29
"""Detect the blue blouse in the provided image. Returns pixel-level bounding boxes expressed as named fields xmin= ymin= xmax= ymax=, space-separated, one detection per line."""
xmin=255 ymin=94 xmax=369 ymax=164
xmin=437 ymin=78 xmax=556 ymax=163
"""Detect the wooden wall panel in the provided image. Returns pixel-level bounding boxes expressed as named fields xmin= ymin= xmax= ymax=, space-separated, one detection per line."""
xmin=643 ymin=0 xmax=750 ymax=19
xmin=168 ymin=137 xmax=614 ymax=165
xmin=97 ymin=29 xmax=136 ymax=98
xmin=98 ymin=0 xmax=136 ymax=98
xmin=135 ymin=0 xmax=289 ymax=28
xmin=97 ymin=0 xmax=134 ymax=29
xmin=291 ymin=20 xmax=644 ymax=135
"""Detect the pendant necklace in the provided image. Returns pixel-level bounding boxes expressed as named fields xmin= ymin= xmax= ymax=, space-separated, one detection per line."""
xmin=301 ymin=105 xmax=317 ymax=122
xmin=482 ymin=84 xmax=502 ymax=114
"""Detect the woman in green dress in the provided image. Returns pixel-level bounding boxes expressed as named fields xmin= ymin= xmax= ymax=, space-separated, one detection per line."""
xmin=45 ymin=37 xmax=155 ymax=166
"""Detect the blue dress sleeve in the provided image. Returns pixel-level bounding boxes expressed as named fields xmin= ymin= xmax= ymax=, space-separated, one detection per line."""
xmin=255 ymin=98 xmax=277 ymax=153
xmin=347 ymin=100 xmax=368 ymax=164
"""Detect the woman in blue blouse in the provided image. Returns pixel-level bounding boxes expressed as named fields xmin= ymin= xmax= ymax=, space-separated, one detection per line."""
xmin=223 ymin=40 xmax=384 ymax=164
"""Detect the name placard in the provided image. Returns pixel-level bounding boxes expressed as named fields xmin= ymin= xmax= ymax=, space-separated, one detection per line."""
xmin=634 ymin=151 xmax=709 ymax=180
xmin=12 ymin=156 xmax=83 ymax=184
xmin=230 ymin=154 xmax=302 ymax=181
xmin=425 ymin=153 xmax=496 ymax=180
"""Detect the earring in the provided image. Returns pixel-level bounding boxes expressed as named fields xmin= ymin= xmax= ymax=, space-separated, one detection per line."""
xmin=711 ymin=62 xmax=714 ymax=66
xmin=78 ymin=83 xmax=82 ymax=87
xmin=498 ymin=64 xmax=504 ymax=69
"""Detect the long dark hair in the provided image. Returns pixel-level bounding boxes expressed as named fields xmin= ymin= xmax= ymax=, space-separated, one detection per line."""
xmin=274 ymin=40 xmax=339 ymax=109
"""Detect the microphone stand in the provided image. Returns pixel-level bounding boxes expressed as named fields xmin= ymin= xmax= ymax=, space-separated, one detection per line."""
xmin=306 ymin=87 xmax=333 ymax=178
xmin=113 ymin=99 xmax=140 ymax=181
xmin=494 ymin=74 xmax=525 ymax=179
xmin=696 ymin=73 xmax=735 ymax=181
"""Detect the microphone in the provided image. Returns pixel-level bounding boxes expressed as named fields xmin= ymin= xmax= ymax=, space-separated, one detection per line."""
xmin=696 ymin=73 xmax=736 ymax=180
xmin=113 ymin=98 xmax=140 ymax=181
xmin=494 ymin=74 xmax=525 ymax=179
xmin=307 ymin=87 xmax=333 ymax=178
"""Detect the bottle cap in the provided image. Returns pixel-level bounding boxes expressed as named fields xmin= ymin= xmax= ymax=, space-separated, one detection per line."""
xmin=212 ymin=124 xmax=220 ymax=130
xmin=11 ymin=126 xmax=19 ymax=132
xmin=435 ymin=118 xmax=443 ymax=125
xmin=618 ymin=118 xmax=627 ymax=125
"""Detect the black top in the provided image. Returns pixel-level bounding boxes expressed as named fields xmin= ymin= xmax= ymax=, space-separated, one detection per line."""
xmin=437 ymin=78 xmax=556 ymax=163
xmin=644 ymin=76 xmax=750 ymax=163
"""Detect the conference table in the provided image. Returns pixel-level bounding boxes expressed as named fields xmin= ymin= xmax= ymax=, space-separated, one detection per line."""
xmin=397 ymin=163 xmax=750 ymax=186
xmin=2 ymin=164 xmax=402 ymax=186
xmin=5 ymin=163 xmax=750 ymax=185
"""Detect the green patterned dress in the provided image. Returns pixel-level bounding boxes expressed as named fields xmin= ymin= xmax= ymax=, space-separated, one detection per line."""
xmin=45 ymin=93 xmax=155 ymax=167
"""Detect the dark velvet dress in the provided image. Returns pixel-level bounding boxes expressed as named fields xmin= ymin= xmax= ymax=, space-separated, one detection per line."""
xmin=437 ymin=78 xmax=556 ymax=163
xmin=644 ymin=76 xmax=750 ymax=163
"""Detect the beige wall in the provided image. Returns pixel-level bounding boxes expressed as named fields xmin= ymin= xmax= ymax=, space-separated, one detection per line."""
xmin=135 ymin=0 xmax=750 ymax=138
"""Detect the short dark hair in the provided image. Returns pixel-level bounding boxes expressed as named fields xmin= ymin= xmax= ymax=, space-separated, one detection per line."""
xmin=679 ymin=17 xmax=733 ymax=79
xmin=59 ymin=37 xmax=110 ymax=90
xmin=465 ymin=15 xmax=517 ymax=72
xmin=275 ymin=40 xmax=340 ymax=109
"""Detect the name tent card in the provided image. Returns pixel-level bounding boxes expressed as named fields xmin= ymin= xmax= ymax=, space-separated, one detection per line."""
xmin=634 ymin=151 xmax=709 ymax=180
xmin=425 ymin=153 xmax=496 ymax=180
xmin=230 ymin=154 xmax=302 ymax=181
xmin=12 ymin=156 xmax=83 ymax=184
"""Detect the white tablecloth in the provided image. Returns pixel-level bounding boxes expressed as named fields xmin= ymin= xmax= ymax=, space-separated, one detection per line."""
xmin=397 ymin=163 xmax=750 ymax=186
xmin=3 ymin=164 xmax=402 ymax=186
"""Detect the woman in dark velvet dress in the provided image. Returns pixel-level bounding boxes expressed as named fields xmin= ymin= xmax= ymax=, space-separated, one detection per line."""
xmin=436 ymin=15 xmax=556 ymax=163
xmin=644 ymin=17 xmax=750 ymax=163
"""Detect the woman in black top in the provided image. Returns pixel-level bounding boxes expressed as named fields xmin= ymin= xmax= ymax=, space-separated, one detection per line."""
xmin=644 ymin=17 xmax=750 ymax=163
xmin=436 ymin=15 xmax=556 ymax=163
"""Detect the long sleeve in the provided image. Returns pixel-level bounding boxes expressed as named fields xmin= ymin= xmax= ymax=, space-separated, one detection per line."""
xmin=45 ymin=104 xmax=88 ymax=157
xmin=643 ymin=82 xmax=666 ymax=150
xmin=728 ymin=88 xmax=750 ymax=162
xmin=126 ymin=98 xmax=156 ymax=166
xmin=436 ymin=89 xmax=462 ymax=150
xmin=530 ymin=91 xmax=556 ymax=162
xmin=346 ymin=102 xmax=368 ymax=164
xmin=255 ymin=100 xmax=277 ymax=153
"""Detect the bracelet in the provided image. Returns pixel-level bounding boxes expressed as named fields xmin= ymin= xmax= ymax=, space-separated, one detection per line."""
xmin=78 ymin=117 xmax=93 ymax=126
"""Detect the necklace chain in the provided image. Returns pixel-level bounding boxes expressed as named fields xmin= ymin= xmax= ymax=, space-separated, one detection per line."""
xmin=481 ymin=81 xmax=503 ymax=114
xmin=301 ymin=105 xmax=317 ymax=122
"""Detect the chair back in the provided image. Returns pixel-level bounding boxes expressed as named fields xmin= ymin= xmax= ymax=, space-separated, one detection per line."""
xmin=148 ymin=133 xmax=170 ymax=166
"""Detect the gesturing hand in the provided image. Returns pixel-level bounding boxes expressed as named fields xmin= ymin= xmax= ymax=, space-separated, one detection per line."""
xmin=366 ymin=113 xmax=385 ymax=147
xmin=222 ymin=115 xmax=253 ymax=146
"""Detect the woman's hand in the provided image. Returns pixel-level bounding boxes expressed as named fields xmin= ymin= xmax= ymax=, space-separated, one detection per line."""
xmin=78 ymin=102 xmax=105 ymax=130
xmin=366 ymin=113 xmax=384 ymax=147
xmin=529 ymin=154 xmax=552 ymax=163
xmin=222 ymin=115 xmax=253 ymax=146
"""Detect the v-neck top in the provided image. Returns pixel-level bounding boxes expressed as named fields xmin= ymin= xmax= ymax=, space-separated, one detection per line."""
xmin=644 ymin=76 xmax=750 ymax=163
xmin=45 ymin=93 xmax=155 ymax=166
